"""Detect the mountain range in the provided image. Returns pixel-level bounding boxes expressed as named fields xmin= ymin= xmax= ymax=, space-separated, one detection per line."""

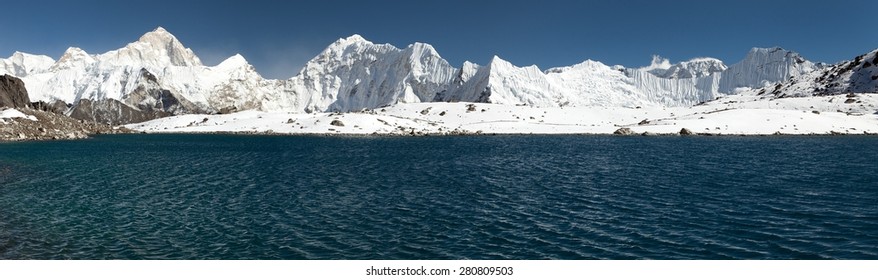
xmin=1 ymin=27 xmax=876 ymax=124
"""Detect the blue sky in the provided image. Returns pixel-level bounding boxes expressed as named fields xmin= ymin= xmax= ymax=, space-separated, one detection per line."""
xmin=2 ymin=0 xmax=875 ymax=79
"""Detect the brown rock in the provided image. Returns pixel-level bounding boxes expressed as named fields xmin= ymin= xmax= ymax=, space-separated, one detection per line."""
xmin=679 ymin=128 xmax=694 ymax=135
xmin=0 ymin=75 xmax=31 ymax=108
xmin=613 ymin=128 xmax=634 ymax=135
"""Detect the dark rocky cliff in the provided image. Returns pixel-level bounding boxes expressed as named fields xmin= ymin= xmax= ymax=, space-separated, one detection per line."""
xmin=1 ymin=75 xmax=130 ymax=141
xmin=0 ymin=75 xmax=31 ymax=108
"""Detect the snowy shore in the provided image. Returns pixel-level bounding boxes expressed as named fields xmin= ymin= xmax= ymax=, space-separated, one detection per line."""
xmin=126 ymin=93 xmax=878 ymax=136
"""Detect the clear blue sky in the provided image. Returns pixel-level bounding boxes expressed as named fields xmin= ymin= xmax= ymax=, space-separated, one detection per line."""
xmin=2 ymin=0 xmax=876 ymax=79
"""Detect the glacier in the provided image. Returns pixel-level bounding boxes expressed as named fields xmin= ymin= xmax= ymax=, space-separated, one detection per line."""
xmin=433 ymin=48 xmax=814 ymax=108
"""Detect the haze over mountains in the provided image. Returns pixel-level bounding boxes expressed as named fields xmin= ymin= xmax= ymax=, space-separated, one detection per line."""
xmin=1 ymin=27 xmax=876 ymax=124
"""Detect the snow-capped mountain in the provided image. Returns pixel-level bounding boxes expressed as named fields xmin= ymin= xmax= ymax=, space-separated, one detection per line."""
xmin=50 ymin=47 xmax=94 ymax=71
xmin=624 ymin=63 xmax=723 ymax=106
xmin=11 ymin=28 xmax=208 ymax=106
xmin=437 ymin=56 xmax=723 ymax=108
xmin=2 ymin=27 xmax=305 ymax=125
xmin=436 ymin=56 xmax=568 ymax=106
xmin=3 ymin=27 xmax=873 ymax=125
xmin=645 ymin=56 xmax=727 ymax=79
xmin=438 ymin=47 xmax=827 ymax=108
xmin=761 ymin=48 xmax=878 ymax=97
xmin=285 ymin=35 xmax=456 ymax=113
xmin=99 ymin=27 xmax=202 ymax=68
xmin=4 ymin=28 xmax=460 ymax=122
xmin=0 ymin=51 xmax=55 ymax=77
xmin=435 ymin=55 xmax=727 ymax=108
xmin=717 ymin=47 xmax=821 ymax=93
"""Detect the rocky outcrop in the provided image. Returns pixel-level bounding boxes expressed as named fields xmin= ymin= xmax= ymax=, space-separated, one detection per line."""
xmin=122 ymin=68 xmax=204 ymax=115
xmin=0 ymin=75 xmax=31 ymax=108
xmin=1 ymin=77 xmax=131 ymax=142
xmin=810 ymin=49 xmax=878 ymax=95
xmin=30 ymin=100 xmax=69 ymax=114
xmin=679 ymin=128 xmax=694 ymax=135
xmin=613 ymin=127 xmax=634 ymax=135
xmin=0 ymin=108 xmax=129 ymax=141
xmin=761 ymin=48 xmax=878 ymax=97
xmin=69 ymin=99 xmax=171 ymax=125
xmin=64 ymin=68 xmax=206 ymax=125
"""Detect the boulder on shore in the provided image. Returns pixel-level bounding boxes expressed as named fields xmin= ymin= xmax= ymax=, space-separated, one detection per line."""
xmin=679 ymin=128 xmax=694 ymax=135
xmin=613 ymin=127 xmax=634 ymax=135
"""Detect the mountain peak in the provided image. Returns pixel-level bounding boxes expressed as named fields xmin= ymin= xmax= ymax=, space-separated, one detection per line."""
xmin=345 ymin=34 xmax=366 ymax=42
xmin=403 ymin=42 xmax=443 ymax=63
xmin=407 ymin=42 xmax=437 ymax=53
xmin=545 ymin=60 xmax=607 ymax=74
xmin=489 ymin=55 xmax=508 ymax=64
xmin=229 ymin=53 xmax=246 ymax=61
xmin=718 ymin=46 xmax=816 ymax=92
xmin=8 ymin=51 xmax=50 ymax=60
xmin=62 ymin=47 xmax=89 ymax=57
xmin=137 ymin=27 xmax=178 ymax=45
xmin=654 ymin=57 xmax=727 ymax=79
xmin=749 ymin=46 xmax=787 ymax=54
xmin=217 ymin=53 xmax=249 ymax=69
xmin=489 ymin=55 xmax=529 ymax=72
xmin=740 ymin=46 xmax=811 ymax=66
xmin=98 ymin=27 xmax=203 ymax=67
xmin=57 ymin=47 xmax=91 ymax=63
xmin=486 ymin=55 xmax=545 ymax=76
xmin=744 ymin=47 xmax=809 ymax=63
xmin=319 ymin=34 xmax=374 ymax=58
xmin=50 ymin=47 xmax=94 ymax=71
xmin=333 ymin=34 xmax=370 ymax=47
xmin=2 ymin=51 xmax=56 ymax=76
xmin=10 ymin=51 xmax=28 ymax=58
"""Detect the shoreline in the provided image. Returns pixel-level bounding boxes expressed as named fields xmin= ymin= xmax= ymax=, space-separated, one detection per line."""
xmin=5 ymin=93 xmax=878 ymax=142
xmin=124 ymin=96 xmax=878 ymax=138
xmin=7 ymin=130 xmax=878 ymax=143
xmin=11 ymin=128 xmax=878 ymax=143
xmin=116 ymin=130 xmax=878 ymax=138
xmin=0 ymin=107 xmax=130 ymax=142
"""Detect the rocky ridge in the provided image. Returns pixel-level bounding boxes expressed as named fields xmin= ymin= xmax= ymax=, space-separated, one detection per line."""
xmin=1 ymin=108 xmax=129 ymax=141
xmin=1 ymin=75 xmax=128 ymax=141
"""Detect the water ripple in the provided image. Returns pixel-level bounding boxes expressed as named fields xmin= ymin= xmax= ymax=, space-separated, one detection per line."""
xmin=0 ymin=135 xmax=877 ymax=259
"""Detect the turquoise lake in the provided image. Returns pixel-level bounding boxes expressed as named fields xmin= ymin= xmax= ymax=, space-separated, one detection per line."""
xmin=1 ymin=134 xmax=876 ymax=259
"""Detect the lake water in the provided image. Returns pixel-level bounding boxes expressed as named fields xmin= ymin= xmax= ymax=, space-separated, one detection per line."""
xmin=0 ymin=134 xmax=876 ymax=259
